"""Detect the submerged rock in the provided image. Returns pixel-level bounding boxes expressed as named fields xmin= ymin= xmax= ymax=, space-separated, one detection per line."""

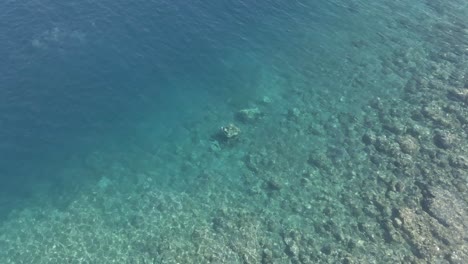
xmin=433 ymin=130 xmax=457 ymax=149
xmin=423 ymin=187 xmax=468 ymax=230
xmin=219 ymin=123 xmax=241 ymax=140
xmin=396 ymin=186 xmax=468 ymax=262
xmin=362 ymin=132 xmax=376 ymax=145
xmin=448 ymin=88 xmax=468 ymax=104
xmin=288 ymin=108 xmax=301 ymax=120
xmin=398 ymin=135 xmax=420 ymax=155
xmin=449 ymin=155 xmax=468 ymax=169
xmin=236 ymin=107 xmax=262 ymax=123
xmin=259 ymin=95 xmax=272 ymax=105
xmin=374 ymin=136 xmax=400 ymax=157
xmin=307 ymin=152 xmax=330 ymax=170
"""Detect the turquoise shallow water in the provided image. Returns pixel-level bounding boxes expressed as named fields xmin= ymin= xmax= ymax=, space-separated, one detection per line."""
xmin=1 ymin=0 xmax=467 ymax=263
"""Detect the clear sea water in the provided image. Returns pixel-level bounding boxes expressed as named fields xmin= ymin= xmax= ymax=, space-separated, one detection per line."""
xmin=0 ymin=0 xmax=467 ymax=262
xmin=0 ymin=0 xmax=376 ymax=202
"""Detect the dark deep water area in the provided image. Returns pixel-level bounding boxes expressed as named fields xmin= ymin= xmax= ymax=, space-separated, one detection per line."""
xmin=0 ymin=0 xmax=467 ymax=263
xmin=0 ymin=0 xmax=271 ymax=192
xmin=0 ymin=0 xmax=332 ymax=192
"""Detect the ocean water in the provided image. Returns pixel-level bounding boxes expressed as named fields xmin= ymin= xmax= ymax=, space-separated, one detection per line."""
xmin=0 ymin=0 xmax=467 ymax=263
xmin=0 ymin=0 xmax=369 ymax=200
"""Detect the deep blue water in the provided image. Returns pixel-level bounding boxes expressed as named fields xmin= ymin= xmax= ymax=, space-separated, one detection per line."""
xmin=0 ymin=1 xmax=354 ymax=195
xmin=0 ymin=0 xmax=348 ymax=190
xmin=0 ymin=0 xmax=446 ymax=209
